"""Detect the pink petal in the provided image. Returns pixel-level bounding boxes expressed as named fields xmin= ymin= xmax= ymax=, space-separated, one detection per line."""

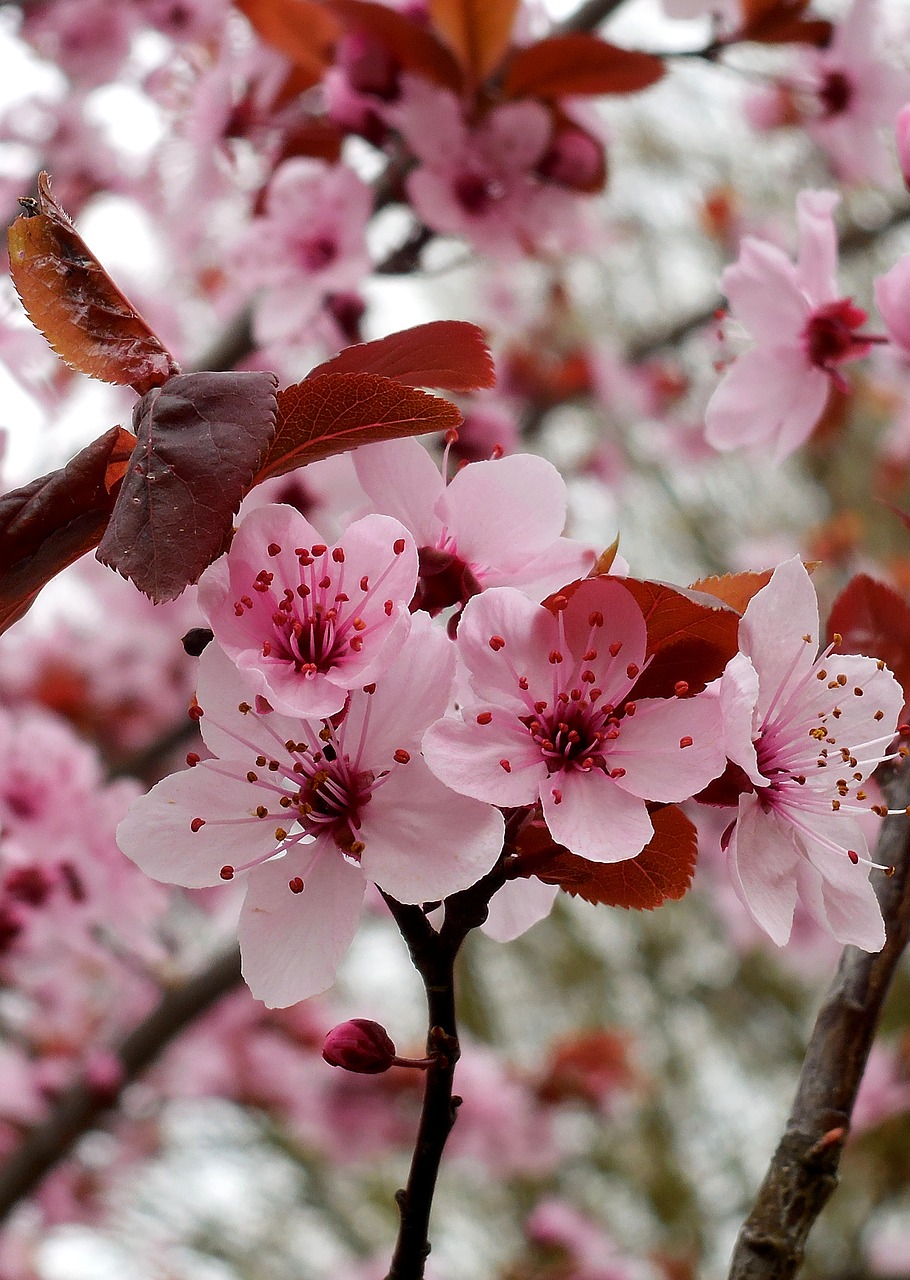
xmin=455 ymin=587 xmax=558 ymax=710
xmin=352 ymin=439 xmax=444 ymax=547
xmin=738 ymin=558 xmax=819 ymax=725
xmin=195 ymin=643 xmax=310 ymax=760
xmin=359 ymin=760 xmax=503 ymax=902
xmin=704 ymin=346 xmax=829 ymax=461
xmin=541 ymin=768 xmax=653 ymax=863
xmin=239 ymin=848 xmax=366 ymax=1007
xmin=422 ymin=710 xmax=548 ymax=807
xmin=875 ymin=254 xmax=910 ymax=358
xmin=793 ymin=814 xmax=885 ymax=949
xmin=607 ymin=693 xmax=726 ymax=801
xmin=721 ymin=238 xmax=806 ymax=343
xmin=718 ymin=653 xmax=766 ymax=785
xmin=795 ymin=189 xmax=840 ymax=305
xmin=478 ymin=100 xmax=552 ymax=172
xmin=482 ymin=877 xmax=559 ymax=942
xmin=727 ymin=799 xmax=800 ymax=946
xmin=497 ymin=538 xmax=597 ymax=599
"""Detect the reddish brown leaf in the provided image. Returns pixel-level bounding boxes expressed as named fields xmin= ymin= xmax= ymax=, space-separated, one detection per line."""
xmin=8 ymin=174 xmax=179 ymax=396
xmin=326 ymin=0 xmax=464 ymax=89
xmin=589 ymin=535 xmax=620 ymax=577
xmin=255 ymin=373 xmax=462 ymax=483
xmin=97 ymin=371 xmax=278 ymax=602
xmin=503 ymin=34 xmax=664 ymax=99
xmin=533 ymin=805 xmax=698 ymax=910
xmin=307 ymin=322 xmax=495 ymax=391
xmin=620 ymin=579 xmax=740 ymax=699
xmin=427 ymin=0 xmax=519 ymax=81
xmin=689 ymin=569 xmax=774 ymax=614
xmin=826 ymin=574 xmax=910 ymax=701
xmin=736 ymin=0 xmax=832 ymax=43
xmin=0 ymin=426 xmax=136 ymax=634
xmin=235 ymin=0 xmax=340 ymax=83
xmin=537 ymin=1029 xmax=636 ymax=1105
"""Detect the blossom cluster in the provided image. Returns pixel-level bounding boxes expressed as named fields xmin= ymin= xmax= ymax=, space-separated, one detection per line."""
xmin=116 ymin=440 xmax=904 ymax=1007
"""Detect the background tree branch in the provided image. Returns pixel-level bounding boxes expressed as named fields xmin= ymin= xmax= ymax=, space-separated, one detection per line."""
xmin=727 ymin=762 xmax=910 ymax=1280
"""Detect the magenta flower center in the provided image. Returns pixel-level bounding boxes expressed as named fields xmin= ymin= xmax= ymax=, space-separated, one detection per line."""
xmin=454 ymin=171 xmax=505 ymax=216
xmin=819 ymin=70 xmax=853 ymax=118
xmin=296 ymin=235 xmax=339 ymax=272
xmin=520 ymin=693 xmax=625 ymax=777
xmin=802 ymin=298 xmax=869 ymax=371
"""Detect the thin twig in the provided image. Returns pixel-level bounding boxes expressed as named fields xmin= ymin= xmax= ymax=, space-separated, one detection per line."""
xmin=0 ymin=946 xmax=242 ymax=1224
xmin=727 ymin=763 xmax=910 ymax=1280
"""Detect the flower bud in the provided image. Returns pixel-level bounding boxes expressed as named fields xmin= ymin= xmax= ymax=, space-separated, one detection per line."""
xmin=322 ymin=1019 xmax=397 ymax=1074
xmin=897 ymin=104 xmax=910 ymax=190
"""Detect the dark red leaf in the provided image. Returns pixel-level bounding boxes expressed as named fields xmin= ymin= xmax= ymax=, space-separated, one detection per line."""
xmin=427 ymin=0 xmax=519 ymax=81
xmin=620 ymin=579 xmax=740 ymax=698
xmin=255 ymin=373 xmax=462 ymax=484
xmin=97 ymin=371 xmax=278 ymax=602
xmin=8 ymin=173 xmax=179 ymax=396
xmin=326 ymin=0 xmax=464 ymax=89
xmin=530 ymin=805 xmax=698 ymax=910
xmin=735 ymin=0 xmax=832 ymax=44
xmin=537 ymin=1029 xmax=636 ymax=1105
xmin=503 ymin=34 xmax=664 ymax=98
xmin=826 ymin=574 xmax=910 ymax=701
xmin=307 ymin=322 xmax=495 ymax=391
xmin=234 ymin=0 xmax=340 ymax=85
xmin=0 ymin=426 xmax=136 ymax=634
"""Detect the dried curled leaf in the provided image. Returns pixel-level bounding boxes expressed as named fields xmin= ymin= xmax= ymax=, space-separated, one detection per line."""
xmin=97 ymin=371 xmax=278 ymax=602
xmin=8 ymin=174 xmax=179 ymax=395
xmin=308 ymin=321 xmax=495 ymax=390
xmin=526 ymin=806 xmax=699 ymax=910
xmin=0 ymin=426 xmax=136 ymax=634
xmin=503 ymin=34 xmax=664 ymax=99
xmin=255 ymin=372 xmax=462 ymax=483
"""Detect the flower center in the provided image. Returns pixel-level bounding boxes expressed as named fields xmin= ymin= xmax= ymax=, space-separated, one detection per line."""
xmin=454 ymin=171 xmax=504 ymax=216
xmin=521 ymin=695 xmax=620 ymax=776
xmin=296 ymin=235 xmax=339 ymax=272
xmin=819 ymin=70 xmax=852 ymax=118
xmin=803 ymin=298 xmax=870 ymax=372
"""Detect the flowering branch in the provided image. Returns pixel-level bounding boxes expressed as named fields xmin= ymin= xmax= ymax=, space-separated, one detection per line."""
xmin=0 ymin=945 xmax=241 ymax=1224
xmin=727 ymin=762 xmax=910 ymax=1280
xmin=382 ymin=861 xmax=508 ymax=1280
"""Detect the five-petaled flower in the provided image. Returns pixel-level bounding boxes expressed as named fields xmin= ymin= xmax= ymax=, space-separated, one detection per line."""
xmin=423 ymin=580 xmax=725 ymax=863
xmin=198 ymin=504 xmax=418 ymax=720
xmin=717 ymin=558 xmax=903 ymax=950
xmin=117 ymin=617 xmax=504 ymax=1007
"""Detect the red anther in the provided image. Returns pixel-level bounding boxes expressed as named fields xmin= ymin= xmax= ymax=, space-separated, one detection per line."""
xmin=551 ymin=788 xmax=563 ymax=804
xmin=848 ymin=849 xmax=859 ymax=864
xmin=610 ymin=767 xmax=626 ymax=779
xmin=288 ymin=877 xmax=304 ymax=894
xmin=626 ymin=663 xmax=639 ymax=679
xmin=674 ymin=681 xmax=689 ymax=696
xmin=900 ymin=724 xmax=910 ymax=736
xmin=588 ymin=611 xmax=604 ymax=627
xmin=262 ymin=642 xmax=272 ymax=657
xmin=549 ymin=650 xmax=564 ymax=664
xmin=239 ymin=703 xmax=253 ymax=714
xmin=234 ymin=604 xmax=244 ymax=617
xmin=332 ymin=547 xmax=345 ymax=563
xmin=393 ymin=749 xmax=411 ymax=764
xmin=241 ymin=595 xmax=253 ymax=608
xmin=393 ymin=538 xmax=406 ymax=554
xmin=581 ymin=670 xmax=595 ymax=683
xmin=489 ymin=635 xmax=506 ymax=651
xmin=679 ymin=736 xmax=694 ymax=749
xmin=188 ymin=699 xmax=203 ymax=721
xmin=267 ymin=542 xmax=282 ymax=556
xmin=318 ymin=575 xmax=332 ymax=590
xmin=534 ymin=700 xmax=548 ymax=713
xmin=220 ymin=865 xmax=234 ymax=880
xmin=363 ymin=682 xmax=377 ymax=694
xmin=190 ymin=817 xmax=206 ymax=832
xmin=885 ymin=865 xmax=896 ymax=877
xmin=625 ymin=701 xmax=637 ymax=716
xmin=350 ymin=637 xmax=364 ymax=652
xmin=360 ymin=575 xmax=370 ymax=591
xmin=499 ymin=759 xmax=512 ymax=772
xmin=713 ymin=307 xmax=726 ymax=321
xmin=583 ymin=649 xmax=597 ymax=662
xmin=491 ymin=444 xmax=504 ymax=459
xmin=297 ymin=584 xmax=310 ymax=598
xmin=476 ymin=712 xmax=493 ymax=725
xmin=312 ymin=544 xmax=327 ymax=556
xmin=352 ymin=617 xmax=367 ymax=631
xmin=186 ymin=752 xmax=200 ymax=766
xmin=551 ymin=594 xmax=569 ymax=611
xmin=384 ymin=600 xmax=394 ymax=616
xmin=518 ymin=676 xmax=529 ymax=690
xmin=609 ymin=641 xmax=622 ymax=656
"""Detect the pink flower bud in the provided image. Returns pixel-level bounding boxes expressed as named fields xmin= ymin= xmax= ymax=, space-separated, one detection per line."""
xmin=897 ymin=104 xmax=910 ymax=190
xmin=322 ymin=1019 xmax=397 ymax=1074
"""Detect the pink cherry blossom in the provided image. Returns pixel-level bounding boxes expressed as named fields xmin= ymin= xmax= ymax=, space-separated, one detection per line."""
xmin=705 ymin=190 xmax=875 ymax=461
xmin=353 ymin=439 xmax=595 ymax=615
xmin=197 ymin=504 xmax=419 ymax=719
xmin=386 ymin=77 xmax=592 ymax=259
xmin=898 ymin=103 xmax=910 ymax=190
xmin=423 ymin=581 xmax=725 ymax=863
xmin=117 ymin=619 xmax=504 ymax=1006
xmin=875 ymin=254 xmax=910 ymax=358
xmin=716 ymin=558 xmax=903 ymax=950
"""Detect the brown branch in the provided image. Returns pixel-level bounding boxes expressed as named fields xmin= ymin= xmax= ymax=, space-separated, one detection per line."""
xmin=558 ymin=0 xmax=633 ymax=33
xmin=0 ymin=945 xmax=242 ymax=1223
xmin=727 ymin=762 xmax=910 ymax=1280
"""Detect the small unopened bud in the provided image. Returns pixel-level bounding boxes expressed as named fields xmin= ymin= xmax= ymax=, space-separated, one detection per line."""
xmin=322 ymin=1019 xmax=397 ymax=1074
xmin=897 ymin=104 xmax=910 ymax=190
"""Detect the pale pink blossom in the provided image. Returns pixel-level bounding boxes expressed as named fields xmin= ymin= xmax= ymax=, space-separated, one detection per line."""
xmin=705 ymin=190 xmax=875 ymax=461
xmin=197 ymin=504 xmax=418 ymax=719
xmin=898 ymin=103 xmax=910 ymax=189
xmin=387 ymin=77 xmax=592 ymax=259
xmin=353 ymin=439 xmax=595 ymax=614
xmin=117 ymin=620 xmax=504 ymax=1006
xmin=717 ymin=559 xmax=903 ymax=950
xmin=875 ymin=254 xmax=910 ymax=358
xmin=423 ymin=581 xmax=725 ymax=863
